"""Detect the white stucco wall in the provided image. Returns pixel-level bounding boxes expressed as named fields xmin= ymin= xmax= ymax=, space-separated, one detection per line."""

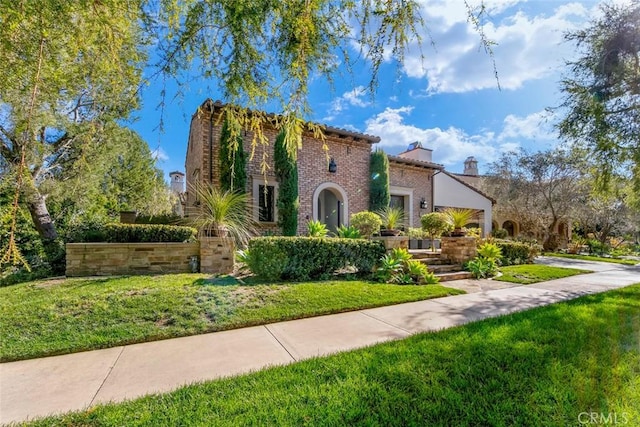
xmin=434 ymin=172 xmax=493 ymax=236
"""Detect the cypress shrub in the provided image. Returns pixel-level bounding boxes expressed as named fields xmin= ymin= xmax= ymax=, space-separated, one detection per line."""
xmin=274 ymin=131 xmax=299 ymax=235
xmin=219 ymin=120 xmax=247 ymax=193
xmin=369 ymin=148 xmax=390 ymax=212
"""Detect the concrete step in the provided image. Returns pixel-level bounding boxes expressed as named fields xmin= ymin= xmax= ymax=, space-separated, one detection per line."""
xmin=408 ymin=250 xmax=442 ymax=260
xmin=435 ymin=271 xmax=473 ymax=282
xmin=427 ymin=264 xmax=462 ymax=274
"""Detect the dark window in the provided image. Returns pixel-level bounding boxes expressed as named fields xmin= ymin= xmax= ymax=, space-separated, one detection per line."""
xmin=258 ymin=185 xmax=275 ymax=222
xmin=390 ymin=195 xmax=405 ymax=210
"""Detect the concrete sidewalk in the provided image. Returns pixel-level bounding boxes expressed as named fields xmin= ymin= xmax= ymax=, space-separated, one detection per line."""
xmin=2 ymin=258 xmax=638 ymax=425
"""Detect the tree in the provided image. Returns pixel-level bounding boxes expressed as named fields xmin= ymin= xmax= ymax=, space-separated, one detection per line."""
xmin=420 ymin=212 xmax=449 ymax=252
xmin=0 ymin=0 xmax=146 ymax=266
xmin=486 ymin=149 xmax=586 ymax=250
xmin=557 ymin=1 xmax=640 ymax=202
xmin=573 ymin=177 xmax=638 ymax=245
xmin=274 ymin=131 xmax=299 ymax=236
xmin=158 ymin=0 xmax=424 ymax=151
xmin=219 ymin=120 xmax=247 ymax=193
xmin=369 ymin=149 xmax=390 ymax=212
xmin=45 ymin=124 xmax=175 ymax=226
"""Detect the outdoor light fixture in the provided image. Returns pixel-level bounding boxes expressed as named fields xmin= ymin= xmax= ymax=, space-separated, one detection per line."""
xmin=328 ymin=158 xmax=337 ymax=173
xmin=420 ymin=198 xmax=428 ymax=209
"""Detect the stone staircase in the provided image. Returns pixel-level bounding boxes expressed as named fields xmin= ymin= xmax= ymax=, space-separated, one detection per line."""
xmin=409 ymin=249 xmax=472 ymax=282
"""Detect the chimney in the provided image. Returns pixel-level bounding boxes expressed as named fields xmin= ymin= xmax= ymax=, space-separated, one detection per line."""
xmin=463 ymin=157 xmax=478 ymax=176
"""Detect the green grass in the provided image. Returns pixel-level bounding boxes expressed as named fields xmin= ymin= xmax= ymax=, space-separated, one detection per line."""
xmin=546 ymin=252 xmax=639 ymax=265
xmin=0 ymin=274 xmax=463 ymax=362
xmin=496 ymin=264 xmax=591 ymax=284
xmin=25 ymin=284 xmax=640 ymax=426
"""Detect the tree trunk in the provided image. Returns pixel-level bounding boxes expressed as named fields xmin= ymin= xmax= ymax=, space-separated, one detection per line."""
xmin=26 ymin=189 xmax=58 ymax=241
xmin=25 ymin=185 xmax=65 ymax=273
xmin=543 ymin=217 xmax=560 ymax=251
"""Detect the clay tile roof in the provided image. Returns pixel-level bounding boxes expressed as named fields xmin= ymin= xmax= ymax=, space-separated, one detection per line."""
xmin=387 ymin=154 xmax=444 ymax=170
xmin=198 ymin=99 xmax=380 ymax=144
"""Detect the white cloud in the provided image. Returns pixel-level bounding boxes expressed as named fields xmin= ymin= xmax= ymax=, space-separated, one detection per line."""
xmin=499 ymin=110 xmax=557 ymax=142
xmin=397 ymin=1 xmax=591 ymax=93
xmin=151 ymin=147 xmax=169 ymax=163
xmin=322 ymin=85 xmax=370 ymax=122
xmin=364 ymin=106 xmax=559 ymax=169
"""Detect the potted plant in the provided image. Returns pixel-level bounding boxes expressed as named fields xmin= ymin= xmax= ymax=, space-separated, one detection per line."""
xmin=188 ymin=184 xmax=257 ymax=247
xmin=442 ymin=208 xmax=477 ymax=237
xmin=376 ymin=206 xmax=405 ymax=236
xmin=420 ymin=212 xmax=449 ymax=252
xmin=407 ymin=227 xmax=424 ymax=249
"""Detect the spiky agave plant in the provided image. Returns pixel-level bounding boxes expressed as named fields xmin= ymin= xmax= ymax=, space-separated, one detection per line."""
xmin=189 ymin=184 xmax=257 ymax=248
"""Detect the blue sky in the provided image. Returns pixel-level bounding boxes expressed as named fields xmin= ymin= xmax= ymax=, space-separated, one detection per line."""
xmin=128 ymin=0 xmax=616 ymax=180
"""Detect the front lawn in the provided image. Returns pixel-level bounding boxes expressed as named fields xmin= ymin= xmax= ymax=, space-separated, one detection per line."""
xmin=496 ymin=264 xmax=591 ymax=284
xmin=546 ymin=253 xmax=638 ymax=265
xmin=26 ymin=284 xmax=640 ymax=426
xmin=0 ymin=274 xmax=463 ymax=362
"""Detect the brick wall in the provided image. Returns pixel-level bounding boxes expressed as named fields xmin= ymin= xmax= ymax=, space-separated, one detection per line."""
xmin=187 ymin=105 xmax=374 ymax=235
xmin=66 ymin=243 xmax=200 ymax=277
xmin=388 ymin=162 xmax=435 ymax=228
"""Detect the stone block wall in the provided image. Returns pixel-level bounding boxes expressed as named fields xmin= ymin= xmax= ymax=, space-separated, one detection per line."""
xmin=372 ymin=236 xmax=409 ymax=251
xmin=199 ymin=237 xmax=235 ymax=274
xmin=441 ymin=237 xmax=477 ymax=265
xmin=66 ymin=243 xmax=200 ymax=277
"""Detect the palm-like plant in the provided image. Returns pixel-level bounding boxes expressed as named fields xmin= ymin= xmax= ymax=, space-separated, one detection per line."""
xmin=376 ymin=206 xmax=405 ymax=231
xmin=189 ymin=184 xmax=257 ymax=247
xmin=442 ymin=208 xmax=477 ymax=235
xmin=307 ymin=219 xmax=329 ymax=237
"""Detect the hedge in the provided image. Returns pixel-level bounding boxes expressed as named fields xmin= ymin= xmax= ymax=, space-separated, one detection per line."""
xmin=246 ymin=237 xmax=386 ymax=281
xmin=67 ymin=223 xmax=197 ymax=243
xmin=495 ymin=240 xmax=541 ymax=265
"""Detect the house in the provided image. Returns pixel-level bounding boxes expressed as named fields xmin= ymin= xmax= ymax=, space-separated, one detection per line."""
xmin=184 ymin=99 xmax=493 ymax=236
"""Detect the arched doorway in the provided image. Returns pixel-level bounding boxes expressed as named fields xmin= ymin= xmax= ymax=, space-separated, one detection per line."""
xmin=503 ymin=220 xmax=517 ymax=237
xmin=313 ymin=183 xmax=348 ymax=234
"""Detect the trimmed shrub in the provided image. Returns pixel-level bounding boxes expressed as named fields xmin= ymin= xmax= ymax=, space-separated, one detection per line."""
xmin=246 ymin=237 xmax=385 ymax=281
xmin=494 ymin=240 xmax=540 ymax=265
xmin=369 ymin=149 xmax=390 ymax=212
xmin=274 ymin=131 xmax=299 ymax=236
xmin=491 ymin=228 xmax=508 ymax=239
xmin=135 ymin=213 xmax=182 ymax=225
xmin=67 ymin=223 xmax=197 ymax=243
xmin=350 ymin=211 xmax=382 ymax=238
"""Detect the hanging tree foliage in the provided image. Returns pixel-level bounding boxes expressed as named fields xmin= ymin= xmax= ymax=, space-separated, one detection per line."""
xmin=557 ymin=1 xmax=640 ymax=203
xmin=219 ymin=119 xmax=247 ymax=193
xmin=0 ymin=0 xmax=147 ymax=268
xmin=274 ymin=131 xmax=299 ymax=236
xmin=157 ymin=0 xmax=426 ymax=159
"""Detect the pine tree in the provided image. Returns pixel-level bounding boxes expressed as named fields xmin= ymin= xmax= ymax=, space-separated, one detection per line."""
xmin=274 ymin=131 xmax=299 ymax=235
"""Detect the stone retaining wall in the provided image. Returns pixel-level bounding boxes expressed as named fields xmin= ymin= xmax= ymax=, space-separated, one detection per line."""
xmin=199 ymin=237 xmax=235 ymax=274
xmin=441 ymin=237 xmax=477 ymax=265
xmin=66 ymin=242 xmax=200 ymax=277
